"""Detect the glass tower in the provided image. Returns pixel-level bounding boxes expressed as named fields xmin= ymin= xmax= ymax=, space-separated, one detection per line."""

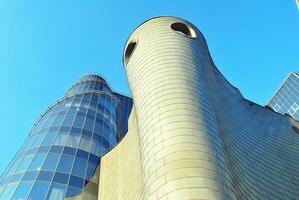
xmin=0 ymin=75 xmax=132 ymax=200
xmin=267 ymin=72 xmax=299 ymax=120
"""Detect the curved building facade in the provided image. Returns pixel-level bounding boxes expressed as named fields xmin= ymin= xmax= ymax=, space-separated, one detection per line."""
xmin=99 ymin=16 xmax=299 ymax=200
xmin=0 ymin=75 xmax=132 ymax=200
xmin=1 ymin=16 xmax=299 ymax=200
xmin=123 ymin=17 xmax=230 ymax=199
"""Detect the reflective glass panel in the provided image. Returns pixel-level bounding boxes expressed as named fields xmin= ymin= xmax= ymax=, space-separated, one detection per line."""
xmin=66 ymin=185 xmax=82 ymax=197
xmin=41 ymin=154 xmax=60 ymax=171
xmin=56 ymin=155 xmax=74 ymax=174
xmin=72 ymin=157 xmax=87 ymax=178
xmin=54 ymin=133 xmax=68 ymax=146
xmin=46 ymin=183 xmax=66 ymax=200
xmin=11 ymin=181 xmax=33 ymax=200
xmin=22 ymin=171 xmax=38 ymax=181
xmin=28 ymin=181 xmax=50 ymax=200
xmin=37 ymin=171 xmax=54 ymax=182
xmin=16 ymin=155 xmax=34 ymax=172
xmin=0 ymin=183 xmax=18 ymax=200
xmin=65 ymin=134 xmax=80 ymax=148
xmin=53 ymin=172 xmax=69 ymax=184
xmin=28 ymin=153 xmax=46 ymax=171
xmin=42 ymin=133 xmax=56 ymax=146
xmin=0 ymin=75 xmax=133 ymax=200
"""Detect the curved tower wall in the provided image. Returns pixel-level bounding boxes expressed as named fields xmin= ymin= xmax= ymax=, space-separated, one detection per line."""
xmin=123 ymin=17 xmax=232 ymax=199
xmin=59 ymin=17 xmax=299 ymax=200
xmin=99 ymin=107 xmax=145 ymax=200
xmin=206 ymin=70 xmax=299 ymax=199
xmin=0 ymin=75 xmax=132 ymax=200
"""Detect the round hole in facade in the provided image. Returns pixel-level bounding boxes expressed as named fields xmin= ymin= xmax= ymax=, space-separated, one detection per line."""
xmin=124 ymin=40 xmax=137 ymax=65
xmin=292 ymin=125 xmax=299 ymax=134
xmin=171 ymin=22 xmax=196 ymax=38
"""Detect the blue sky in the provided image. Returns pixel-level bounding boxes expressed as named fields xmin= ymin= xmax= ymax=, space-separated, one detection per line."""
xmin=0 ymin=0 xmax=298 ymax=174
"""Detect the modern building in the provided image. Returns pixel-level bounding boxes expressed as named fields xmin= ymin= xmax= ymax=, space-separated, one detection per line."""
xmin=0 ymin=75 xmax=132 ymax=199
xmin=1 ymin=16 xmax=299 ymax=200
xmin=267 ymin=72 xmax=299 ymax=120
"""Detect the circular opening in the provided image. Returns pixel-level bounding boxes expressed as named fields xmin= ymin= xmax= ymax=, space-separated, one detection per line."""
xmin=292 ymin=125 xmax=299 ymax=134
xmin=171 ymin=22 xmax=196 ymax=38
xmin=124 ymin=40 xmax=137 ymax=65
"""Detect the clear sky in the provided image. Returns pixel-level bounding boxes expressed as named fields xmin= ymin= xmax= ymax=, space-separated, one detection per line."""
xmin=0 ymin=0 xmax=298 ymax=174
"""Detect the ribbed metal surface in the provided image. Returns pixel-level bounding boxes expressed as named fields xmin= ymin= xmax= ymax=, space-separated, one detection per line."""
xmin=122 ymin=16 xmax=299 ymax=199
xmin=124 ymin=17 xmax=232 ymax=199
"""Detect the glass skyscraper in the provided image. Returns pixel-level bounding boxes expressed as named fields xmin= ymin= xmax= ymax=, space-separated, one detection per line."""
xmin=0 ymin=75 xmax=132 ymax=200
xmin=267 ymin=72 xmax=299 ymax=120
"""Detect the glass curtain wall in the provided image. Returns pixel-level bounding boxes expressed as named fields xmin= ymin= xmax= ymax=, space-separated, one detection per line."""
xmin=0 ymin=75 xmax=132 ymax=200
xmin=267 ymin=72 xmax=299 ymax=120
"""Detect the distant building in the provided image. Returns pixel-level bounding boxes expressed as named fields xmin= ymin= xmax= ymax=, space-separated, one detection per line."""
xmin=267 ymin=72 xmax=299 ymax=120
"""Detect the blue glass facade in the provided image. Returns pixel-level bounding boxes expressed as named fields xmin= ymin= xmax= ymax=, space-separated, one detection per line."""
xmin=0 ymin=75 xmax=132 ymax=200
xmin=267 ymin=72 xmax=299 ymax=120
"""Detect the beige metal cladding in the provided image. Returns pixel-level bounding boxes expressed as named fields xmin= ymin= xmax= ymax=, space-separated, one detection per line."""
xmin=123 ymin=17 xmax=232 ymax=199
xmin=97 ymin=16 xmax=299 ymax=199
xmin=99 ymin=107 xmax=145 ymax=199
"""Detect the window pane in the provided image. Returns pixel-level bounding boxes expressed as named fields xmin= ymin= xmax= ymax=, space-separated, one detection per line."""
xmin=82 ymin=129 xmax=92 ymax=137
xmin=46 ymin=183 xmax=66 ymax=200
xmin=86 ymin=160 xmax=97 ymax=180
xmin=43 ymin=116 xmax=55 ymax=129
xmin=76 ymin=149 xmax=88 ymax=159
xmin=37 ymin=171 xmax=54 ymax=182
xmin=65 ymin=134 xmax=80 ymax=148
xmin=72 ymin=157 xmax=87 ymax=178
xmin=65 ymin=186 xmax=82 ymax=197
xmin=11 ymin=181 xmax=34 ymax=200
xmin=16 ymin=155 xmax=34 ymax=172
xmin=37 ymin=146 xmax=50 ymax=153
xmin=69 ymin=175 xmax=84 ymax=188
xmin=0 ymin=185 xmax=4 ymax=195
xmin=83 ymin=118 xmax=94 ymax=131
xmin=10 ymin=173 xmax=24 ymax=182
xmin=22 ymin=171 xmax=38 ymax=181
xmin=63 ymin=116 xmax=75 ymax=126
xmin=52 ymin=115 xmax=65 ymax=127
xmin=26 ymin=147 xmax=38 ymax=155
xmin=79 ymin=136 xmax=90 ymax=152
xmin=49 ymin=146 xmax=63 ymax=154
xmin=53 ymin=172 xmax=69 ymax=184
xmin=7 ymin=159 xmax=22 ymax=175
xmin=42 ymin=154 xmax=60 ymax=171
xmin=62 ymin=147 xmax=76 ymax=156
xmin=28 ymin=181 xmax=50 ymax=200
xmin=73 ymin=116 xmax=84 ymax=128
xmin=0 ymin=183 xmax=18 ymax=200
xmin=28 ymin=153 xmax=46 ymax=171
xmin=90 ymin=140 xmax=101 ymax=156
xmin=31 ymin=133 xmax=46 ymax=148
xmin=42 ymin=133 xmax=56 ymax=146
xmin=57 ymin=155 xmax=74 ymax=174
xmin=54 ymin=133 xmax=68 ymax=146
xmin=94 ymin=120 xmax=103 ymax=136
xmin=23 ymin=137 xmax=34 ymax=151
